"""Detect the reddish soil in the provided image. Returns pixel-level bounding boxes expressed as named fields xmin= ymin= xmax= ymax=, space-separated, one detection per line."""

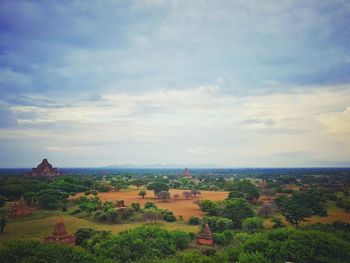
xmin=80 ymin=189 xmax=228 ymax=219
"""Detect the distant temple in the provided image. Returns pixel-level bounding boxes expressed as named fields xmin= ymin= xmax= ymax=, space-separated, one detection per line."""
xmin=26 ymin=159 xmax=62 ymax=177
xmin=9 ymin=196 xmax=36 ymax=218
xmin=182 ymin=167 xmax=192 ymax=178
xmin=197 ymin=223 xmax=214 ymax=245
xmin=44 ymin=219 xmax=75 ymax=245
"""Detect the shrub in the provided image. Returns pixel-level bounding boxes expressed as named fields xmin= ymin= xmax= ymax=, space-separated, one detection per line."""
xmin=163 ymin=210 xmax=176 ymax=222
xmin=188 ymin=216 xmax=201 ymax=225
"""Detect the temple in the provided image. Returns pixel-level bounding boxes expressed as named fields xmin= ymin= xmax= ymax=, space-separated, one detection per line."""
xmin=26 ymin=159 xmax=62 ymax=177
xmin=44 ymin=219 xmax=75 ymax=245
xmin=197 ymin=223 xmax=214 ymax=245
xmin=182 ymin=167 xmax=192 ymax=178
xmin=9 ymin=196 xmax=36 ymax=218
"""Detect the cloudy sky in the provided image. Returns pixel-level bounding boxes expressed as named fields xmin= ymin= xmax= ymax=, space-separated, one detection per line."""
xmin=0 ymin=0 xmax=349 ymax=168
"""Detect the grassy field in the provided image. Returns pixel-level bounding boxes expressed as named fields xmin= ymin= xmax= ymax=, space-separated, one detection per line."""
xmin=76 ymin=189 xmax=229 ymax=219
xmin=0 ymin=213 xmax=199 ymax=243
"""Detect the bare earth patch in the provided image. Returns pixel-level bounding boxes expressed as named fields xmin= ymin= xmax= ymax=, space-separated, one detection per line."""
xmin=83 ymin=189 xmax=229 ymax=219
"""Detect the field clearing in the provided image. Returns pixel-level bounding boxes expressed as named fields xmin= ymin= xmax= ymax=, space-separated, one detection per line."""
xmin=78 ymin=189 xmax=229 ymax=219
xmin=0 ymin=214 xmax=199 ymax=243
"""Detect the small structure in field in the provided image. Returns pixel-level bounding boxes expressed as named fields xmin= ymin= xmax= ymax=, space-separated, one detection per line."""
xmin=9 ymin=196 xmax=36 ymax=218
xmin=44 ymin=219 xmax=75 ymax=245
xmin=197 ymin=223 xmax=214 ymax=246
xmin=115 ymin=200 xmax=127 ymax=211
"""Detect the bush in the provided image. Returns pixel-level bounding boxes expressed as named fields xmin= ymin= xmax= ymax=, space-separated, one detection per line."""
xmin=163 ymin=210 xmax=176 ymax=222
xmin=144 ymin=201 xmax=157 ymax=209
xmin=188 ymin=216 xmax=201 ymax=225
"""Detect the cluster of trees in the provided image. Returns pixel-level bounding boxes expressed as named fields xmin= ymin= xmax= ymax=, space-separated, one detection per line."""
xmin=276 ymin=189 xmax=327 ymax=227
xmin=77 ymin=225 xmax=191 ymax=262
xmin=2 ymin=225 xmax=350 ymax=263
xmin=0 ymin=176 xmax=107 ymax=211
xmin=199 ymin=198 xmax=254 ymax=228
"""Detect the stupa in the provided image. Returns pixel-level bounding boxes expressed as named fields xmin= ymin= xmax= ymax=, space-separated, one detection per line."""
xmin=44 ymin=219 xmax=75 ymax=245
xmin=197 ymin=223 xmax=214 ymax=245
xmin=26 ymin=159 xmax=62 ymax=177
xmin=9 ymin=196 xmax=36 ymax=218
xmin=182 ymin=167 xmax=192 ymax=178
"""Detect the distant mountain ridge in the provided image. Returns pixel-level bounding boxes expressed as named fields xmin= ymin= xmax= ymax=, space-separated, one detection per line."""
xmin=103 ymin=163 xmax=224 ymax=169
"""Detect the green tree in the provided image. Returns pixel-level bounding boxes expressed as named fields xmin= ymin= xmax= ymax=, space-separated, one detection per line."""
xmin=138 ymin=190 xmax=147 ymax=199
xmin=243 ymin=217 xmax=263 ymax=233
xmin=223 ymin=198 xmax=254 ymax=228
xmin=75 ymin=228 xmax=97 ymax=247
xmin=147 ymin=182 xmax=169 ymax=195
xmin=37 ymin=189 xmax=66 ymax=209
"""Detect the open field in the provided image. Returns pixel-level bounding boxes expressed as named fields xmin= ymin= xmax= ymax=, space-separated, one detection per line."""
xmin=78 ymin=189 xmax=229 ymax=219
xmin=0 ymin=214 xmax=199 ymax=243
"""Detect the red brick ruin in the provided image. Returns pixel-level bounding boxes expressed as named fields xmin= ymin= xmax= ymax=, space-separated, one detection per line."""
xmin=44 ymin=219 xmax=75 ymax=245
xmin=182 ymin=167 xmax=192 ymax=178
xmin=26 ymin=158 xmax=61 ymax=177
xmin=9 ymin=196 xmax=36 ymax=218
xmin=197 ymin=223 xmax=214 ymax=246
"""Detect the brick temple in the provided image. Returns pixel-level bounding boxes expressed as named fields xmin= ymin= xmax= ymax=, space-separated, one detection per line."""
xmin=197 ymin=223 xmax=214 ymax=245
xmin=9 ymin=196 xmax=36 ymax=218
xmin=26 ymin=159 xmax=62 ymax=177
xmin=44 ymin=219 xmax=75 ymax=245
xmin=182 ymin=167 xmax=192 ymax=178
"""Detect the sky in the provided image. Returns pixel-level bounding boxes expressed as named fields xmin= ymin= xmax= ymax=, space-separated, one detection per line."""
xmin=0 ymin=0 xmax=350 ymax=168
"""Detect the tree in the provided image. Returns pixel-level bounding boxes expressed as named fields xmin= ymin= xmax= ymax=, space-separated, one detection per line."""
xmin=243 ymin=217 xmax=263 ymax=233
xmin=282 ymin=200 xmax=312 ymax=228
xmin=90 ymin=226 xmax=189 ymax=262
xmin=259 ymin=204 xmax=273 ymax=218
xmin=225 ymin=180 xmax=260 ymax=201
xmin=111 ymin=180 xmax=127 ymax=192
xmin=143 ymin=208 xmax=162 ymax=223
xmin=138 ymin=190 xmax=147 ymax=199
xmin=199 ymin=200 xmax=222 ymax=216
xmin=75 ymin=228 xmax=96 ymax=247
xmin=133 ymin=179 xmax=146 ymax=189
xmin=0 ymin=216 xmax=6 ymax=233
xmin=227 ymin=191 xmax=245 ymax=200
xmin=223 ymin=198 xmax=254 ymax=228
xmin=147 ymin=182 xmax=169 ymax=195
xmin=157 ymin=191 xmax=171 ymax=202
xmin=0 ymin=240 xmax=103 ymax=263
xmin=191 ymin=189 xmax=201 ymax=198
xmin=182 ymin=191 xmax=192 ymax=200
xmin=171 ymin=230 xmax=191 ymax=249
xmin=37 ymin=189 xmax=66 ymax=209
